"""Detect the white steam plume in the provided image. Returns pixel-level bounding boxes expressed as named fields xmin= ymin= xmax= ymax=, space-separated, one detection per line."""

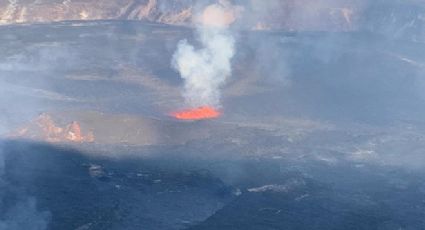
xmin=172 ymin=2 xmax=238 ymax=108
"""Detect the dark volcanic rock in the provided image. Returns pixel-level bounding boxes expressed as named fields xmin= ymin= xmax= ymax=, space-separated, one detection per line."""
xmin=0 ymin=140 xmax=235 ymax=230
xmin=1 ymin=3 xmax=425 ymax=230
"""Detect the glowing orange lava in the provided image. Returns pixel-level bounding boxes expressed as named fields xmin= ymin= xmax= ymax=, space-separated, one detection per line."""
xmin=171 ymin=106 xmax=221 ymax=120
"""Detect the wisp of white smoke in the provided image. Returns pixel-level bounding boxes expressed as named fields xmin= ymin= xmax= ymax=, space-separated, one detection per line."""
xmin=172 ymin=2 xmax=237 ymax=108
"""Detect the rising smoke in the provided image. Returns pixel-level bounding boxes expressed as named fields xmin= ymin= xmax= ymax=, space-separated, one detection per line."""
xmin=0 ymin=145 xmax=50 ymax=230
xmin=0 ymin=43 xmax=55 ymax=229
xmin=0 ymin=198 xmax=51 ymax=230
xmin=171 ymin=1 xmax=239 ymax=108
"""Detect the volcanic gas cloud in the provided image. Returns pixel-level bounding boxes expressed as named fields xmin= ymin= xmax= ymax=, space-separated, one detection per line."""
xmin=170 ymin=1 xmax=238 ymax=120
xmin=172 ymin=106 xmax=220 ymax=120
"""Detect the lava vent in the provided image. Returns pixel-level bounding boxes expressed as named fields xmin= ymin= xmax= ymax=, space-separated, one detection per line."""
xmin=171 ymin=106 xmax=221 ymax=120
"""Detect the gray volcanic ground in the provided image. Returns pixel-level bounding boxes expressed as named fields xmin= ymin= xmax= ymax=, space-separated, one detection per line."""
xmin=1 ymin=7 xmax=425 ymax=230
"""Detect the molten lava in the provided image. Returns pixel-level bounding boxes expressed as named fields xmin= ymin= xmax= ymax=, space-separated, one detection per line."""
xmin=172 ymin=106 xmax=221 ymax=120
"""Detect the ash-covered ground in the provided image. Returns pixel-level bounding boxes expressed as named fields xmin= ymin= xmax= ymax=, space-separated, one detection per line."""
xmin=1 ymin=20 xmax=425 ymax=230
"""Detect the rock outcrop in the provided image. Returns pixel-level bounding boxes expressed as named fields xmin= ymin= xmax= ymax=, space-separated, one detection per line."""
xmin=0 ymin=0 xmax=193 ymax=26
xmin=1 ymin=0 xmax=424 ymax=38
xmin=10 ymin=113 xmax=94 ymax=143
xmin=7 ymin=111 xmax=218 ymax=146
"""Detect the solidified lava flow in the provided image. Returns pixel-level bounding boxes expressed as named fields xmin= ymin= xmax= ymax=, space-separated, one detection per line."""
xmin=171 ymin=106 xmax=221 ymax=120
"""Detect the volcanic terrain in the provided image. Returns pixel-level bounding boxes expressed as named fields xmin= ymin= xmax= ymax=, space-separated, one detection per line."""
xmin=1 ymin=2 xmax=425 ymax=229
